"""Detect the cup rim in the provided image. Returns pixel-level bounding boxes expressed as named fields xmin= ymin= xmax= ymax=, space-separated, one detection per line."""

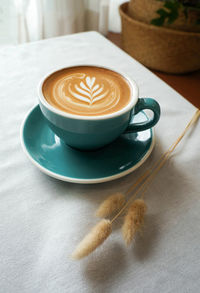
xmin=38 ymin=64 xmax=139 ymax=121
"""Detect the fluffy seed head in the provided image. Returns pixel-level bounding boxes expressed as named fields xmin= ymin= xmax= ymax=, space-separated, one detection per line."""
xmin=72 ymin=219 xmax=112 ymax=260
xmin=122 ymin=199 xmax=147 ymax=246
xmin=95 ymin=192 xmax=125 ymax=218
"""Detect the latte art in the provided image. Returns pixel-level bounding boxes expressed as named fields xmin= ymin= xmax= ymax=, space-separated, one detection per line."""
xmin=53 ymin=73 xmax=120 ymax=115
xmin=70 ymin=76 xmax=109 ymax=105
xmin=43 ymin=66 xmax=131 ymax=116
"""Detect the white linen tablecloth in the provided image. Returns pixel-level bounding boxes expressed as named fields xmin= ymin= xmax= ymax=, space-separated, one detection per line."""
xmin=0 ymin=32 xmax=200 ymax=293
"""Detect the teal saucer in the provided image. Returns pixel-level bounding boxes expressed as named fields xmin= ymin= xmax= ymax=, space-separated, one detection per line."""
xmin=21 ymin=105 xmax=155 ymax=184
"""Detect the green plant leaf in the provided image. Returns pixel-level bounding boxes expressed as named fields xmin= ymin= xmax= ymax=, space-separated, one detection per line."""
xmin=164 ymin=1 xmax=180 ymax=11
xmin=151 ymin=0 xmax=200 ymax=26
xmin=164 ymin=1 xmax=179 ymax=24
xmin=151 ymin=0 xmax=181 ymax=26
xmin=156 ymin=8 xmax=167 ymax=17
xmin=167 ymin=10 xmax=179 ymax=24
xmin=151 ymin=16 xmax=165 ymax=26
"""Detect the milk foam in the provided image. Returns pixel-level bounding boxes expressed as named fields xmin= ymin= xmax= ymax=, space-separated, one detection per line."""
xmin=43 ymin=67 xmax=131 ymax=116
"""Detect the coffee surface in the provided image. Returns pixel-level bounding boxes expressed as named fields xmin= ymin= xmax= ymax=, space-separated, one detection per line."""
xmin=42 ymin=66 xmax=131 ymax=116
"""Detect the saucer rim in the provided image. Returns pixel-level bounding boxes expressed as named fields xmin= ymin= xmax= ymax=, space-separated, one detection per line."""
xmin=20 ymin=105 xmax=155 ymax=184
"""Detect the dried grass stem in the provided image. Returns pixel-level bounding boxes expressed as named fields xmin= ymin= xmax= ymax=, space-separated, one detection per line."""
xmin=111 ymin=109 xmax=200 ymax=223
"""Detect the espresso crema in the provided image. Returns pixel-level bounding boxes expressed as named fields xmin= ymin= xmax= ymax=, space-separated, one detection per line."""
xmin=42 ymin=66 xmax=132 ymax=116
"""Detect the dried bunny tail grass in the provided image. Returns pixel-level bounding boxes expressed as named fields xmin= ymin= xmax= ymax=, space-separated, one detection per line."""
xmin=71 ymin=219 xmax=112 ymax=260
xmin=95 ymin=192 xmax=126 ymax=218
xmin=122 ymin=199 xmax=147 ymax=246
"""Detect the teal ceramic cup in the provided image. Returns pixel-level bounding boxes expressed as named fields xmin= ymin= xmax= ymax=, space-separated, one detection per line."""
xmin=38 ymin=65 xmax=160 ymax=150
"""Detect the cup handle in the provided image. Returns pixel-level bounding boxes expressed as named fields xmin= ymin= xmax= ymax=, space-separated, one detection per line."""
xmin=124 ymin=98 xmax=161 ymax=133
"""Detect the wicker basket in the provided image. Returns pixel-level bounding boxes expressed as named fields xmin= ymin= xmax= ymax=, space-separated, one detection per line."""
xmin=128 ymin=0 xmax=200 ymax=33
xmin=119 ymin=2 xmax=200 ymax=74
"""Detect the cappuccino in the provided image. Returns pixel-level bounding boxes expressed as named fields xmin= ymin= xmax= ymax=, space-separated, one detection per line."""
xmin=42 ymin=66 xmax=131 ymax=116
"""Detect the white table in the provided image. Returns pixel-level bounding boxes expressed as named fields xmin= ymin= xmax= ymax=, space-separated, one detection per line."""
xmin=1 ymin=32 xmax=200 ymax=293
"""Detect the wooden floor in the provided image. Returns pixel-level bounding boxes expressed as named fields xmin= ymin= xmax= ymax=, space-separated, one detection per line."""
xmin=107 ymin=32 xmax=200 ymax=109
